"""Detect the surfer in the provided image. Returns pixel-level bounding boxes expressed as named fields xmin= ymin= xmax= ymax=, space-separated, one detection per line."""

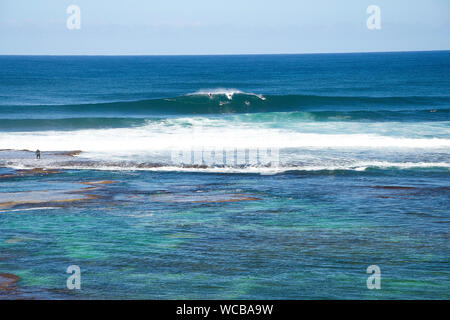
xmin=245 ymin=100 xmax=250 ymax=106
xmin=35 ymin=149 xmax=41 ymax=159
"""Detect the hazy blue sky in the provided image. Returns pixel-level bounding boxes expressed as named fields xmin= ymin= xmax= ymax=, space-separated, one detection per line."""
xmin=1 ymin=0 xmax=449 ymax=54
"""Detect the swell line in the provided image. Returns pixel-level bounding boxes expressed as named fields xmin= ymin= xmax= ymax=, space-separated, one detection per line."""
xmin=1 ymin=92 xmax=449 ymax=118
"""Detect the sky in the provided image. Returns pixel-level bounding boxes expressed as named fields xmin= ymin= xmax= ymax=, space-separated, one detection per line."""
xmin=0 ymin=0 xmax=449 ymax=55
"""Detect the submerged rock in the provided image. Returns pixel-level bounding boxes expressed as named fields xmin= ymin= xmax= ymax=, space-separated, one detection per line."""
xmin=0 ymin=273 xmax=19 ymax=289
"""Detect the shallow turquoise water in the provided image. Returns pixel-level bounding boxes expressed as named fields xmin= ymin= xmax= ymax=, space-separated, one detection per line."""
xmin=0 ymin=169 xmax=448 ymax=299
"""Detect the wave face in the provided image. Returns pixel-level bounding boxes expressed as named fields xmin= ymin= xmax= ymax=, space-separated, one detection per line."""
xmin=1 ymin=91 xmax=448 ymax=133
xmin=1 ymin=93 xmax=449 ymax=120
xmin=0 ymin=52 xmax=449 ymax=173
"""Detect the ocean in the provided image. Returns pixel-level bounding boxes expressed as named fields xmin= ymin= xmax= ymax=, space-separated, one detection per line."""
xmin=0 ymin=52 xmax=449 ymax=299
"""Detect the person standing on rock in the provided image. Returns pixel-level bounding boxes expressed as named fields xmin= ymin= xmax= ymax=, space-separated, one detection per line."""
xmin=35 ymin=149 xmax=41 ymax=159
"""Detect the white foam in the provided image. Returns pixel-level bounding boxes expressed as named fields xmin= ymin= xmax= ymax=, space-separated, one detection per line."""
xmin=189 ymin=89 xmax=265 ymax=100
xmin=0 ymin=207 xmax=59 ymax=213
xmin=3 ymin=161 xmax=446 ymax=175
xmin=1 ymin=124 xmax=449 ymax=153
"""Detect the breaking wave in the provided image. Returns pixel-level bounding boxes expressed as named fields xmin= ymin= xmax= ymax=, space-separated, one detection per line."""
xmin=1 ymin=91 xmax=449 ymax=120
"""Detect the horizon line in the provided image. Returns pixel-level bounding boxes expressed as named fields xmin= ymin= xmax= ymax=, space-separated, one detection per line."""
xmin=1 ymin=49 xmax=449 ymax=57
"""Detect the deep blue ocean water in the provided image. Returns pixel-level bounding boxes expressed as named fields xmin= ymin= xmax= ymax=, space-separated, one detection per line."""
xmin=0 ymin=52 xmax=449 ymax=299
